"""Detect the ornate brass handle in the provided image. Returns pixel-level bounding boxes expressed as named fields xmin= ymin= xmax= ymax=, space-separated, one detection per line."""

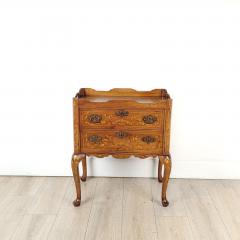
xmin=143 ymin=115 xmax=157 ymax=124
xmin=115 ymin=109 xmax=129 ymax=117
xmin=88 ymin=114 xmax=102 ymax=123
xmin=142 ymin=136 xmax=155 ymax=144
xmin=88 ymin=135 xmax=102 ymax=143
xmin=115 ymin=131 xmax=128 ymax=138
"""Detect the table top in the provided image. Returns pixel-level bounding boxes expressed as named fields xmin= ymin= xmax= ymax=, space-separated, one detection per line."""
xmin=83 ymin=96 xmax=167 ymax=103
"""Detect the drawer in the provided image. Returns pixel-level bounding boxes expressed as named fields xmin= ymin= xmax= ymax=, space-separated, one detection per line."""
xmin=80 ymin=110 xmax=163 ymax=129
xmin=81 ymin=130 xmax=163 ymax=154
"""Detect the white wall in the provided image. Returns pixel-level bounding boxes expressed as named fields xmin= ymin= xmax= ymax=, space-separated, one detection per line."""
xmin=0 ymin=0 xmax=240 ymax=179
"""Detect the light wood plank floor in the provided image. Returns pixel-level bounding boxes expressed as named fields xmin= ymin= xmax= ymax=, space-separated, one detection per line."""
xmin=0 ymin=177 xmax=239 ymax=240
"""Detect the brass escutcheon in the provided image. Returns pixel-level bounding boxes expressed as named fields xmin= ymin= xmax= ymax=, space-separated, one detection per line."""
xmin=115 ymin=131 xmax=128 ymax=138
xmin=88 ymin=114 xmax=102 ymax=123
xmin=88 ymin=135 xmax=102 ymax=143
xmin=142 ymin=136 xmax=155 ymax=144
xmin=143 ymin=115 xmax=157 ymax=124
xmin=115 ymin=109 xmax=129 ymax=117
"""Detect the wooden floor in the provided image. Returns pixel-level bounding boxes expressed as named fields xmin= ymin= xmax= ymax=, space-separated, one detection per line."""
xmin=0 ymin=177 xmax=240 ymax=240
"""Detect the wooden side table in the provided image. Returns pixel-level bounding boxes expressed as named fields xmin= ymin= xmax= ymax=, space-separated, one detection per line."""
xmin=71 ymin=88 xmax=172 ymax=207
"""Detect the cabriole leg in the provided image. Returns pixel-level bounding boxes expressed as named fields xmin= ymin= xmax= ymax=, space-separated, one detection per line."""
xmin=158 ymin=156 xmax=163 ymax=182
xmin=81 ymin=155 xmax=87 ymax=182
xmin=161 ymin=155 xmax=172 ymax=207
xmin=71 ymin=154 xmax=84 ymax=207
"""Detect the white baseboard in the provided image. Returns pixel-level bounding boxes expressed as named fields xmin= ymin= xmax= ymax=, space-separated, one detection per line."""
xmin=0 ymin=157 xmax=239 ymax=179
xmin=172 ymin=160 xmax=240 ymax=179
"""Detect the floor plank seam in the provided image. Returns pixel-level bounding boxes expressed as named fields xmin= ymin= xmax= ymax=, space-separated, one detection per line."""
xmin=46 ymin=214 xmax=58 ymax=240
xmin=33 ymin=177 xmax=47 ymax=196
xmin=54 ymin=178 xmax=70 ymax=215
xmin=206 ymin=182 xmax=232 ymax=240
xmin=151 ymin=179 xmax=160 ymax=240
xmin=46 ymin=178 xmax=70 ymax=240
xmin=227 ymin=181 xmax=240 ymax=198
xmin=120 ymin=178 xmax=124 ymax=240
xmin=181 ymin=181 xmax=198 ymax=240
xmin=9 ymin=215 xmax=25 ymax=240
xmin=83 ymin=178 xmax=98 ymax=240
xmin=185 ymin=213 xmax=195 ymax=240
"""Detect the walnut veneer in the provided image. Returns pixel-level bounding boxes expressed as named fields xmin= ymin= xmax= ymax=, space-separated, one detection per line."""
xmin=71 ymin=88 xmax=172 ymax=207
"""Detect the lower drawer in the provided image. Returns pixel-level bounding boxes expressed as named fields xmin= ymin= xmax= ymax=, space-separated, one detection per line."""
xmin=81 ymin=130 xmax=163 ymax=154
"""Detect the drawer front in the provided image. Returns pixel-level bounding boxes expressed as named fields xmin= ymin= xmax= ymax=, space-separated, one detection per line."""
xmin=80 ymin=110 xmax=163 ymax=129
xmin=81 ymin=130 xmax=163 ymax=154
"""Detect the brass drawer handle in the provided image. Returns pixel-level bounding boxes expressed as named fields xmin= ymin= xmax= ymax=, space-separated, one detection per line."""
xmin=115 ymin=131 xmax=128 ymax=138
xmin=143 ymin=115 xmax=157 ymax=124
xmin=115 ymin=109 xmax=129 ymax=117
xmin=88 ymin=114 xmax=102 ymax=123
xmin=88 ymin=135 xmax=102 ymax=143
xmin=142 ymin=136 xmax=155 ymax=144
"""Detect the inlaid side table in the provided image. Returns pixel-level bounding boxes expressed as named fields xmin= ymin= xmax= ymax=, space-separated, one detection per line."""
xmin=71 ymin=88 xmax=172 ymax=207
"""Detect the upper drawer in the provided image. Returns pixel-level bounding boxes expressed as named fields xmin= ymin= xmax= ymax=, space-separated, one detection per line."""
xmin=80 ymin=110 xmax=163 ymax=129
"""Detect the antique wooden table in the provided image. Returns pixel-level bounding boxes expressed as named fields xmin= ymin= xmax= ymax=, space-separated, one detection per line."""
xmin=71 ymin=88 xmax=172 ymax=207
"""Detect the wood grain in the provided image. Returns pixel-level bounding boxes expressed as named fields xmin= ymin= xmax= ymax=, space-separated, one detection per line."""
xmin=11 ymin=215 xmax=56 ymax=240
xmin=80 ymin=110 xmax=163 ymax=129
xmin=78 ymin=99 xmax=172 ymax=110
xmin=0 ymin=177 xmax=44 ymax=197
xmin=0 ymin=214 xmax=23 ymax=240
xmin=81 ymin=130 xmax=163 ymax=154
xmin=84 ymin=178 xmax=123 ymax=240
xmin=73 ymin=97 xmax=80 ymax=154
xmin=0 ymin=177 xmax=238 ymax=240
xmin=0 ymin=195 xmax=29 ymax=215
xmin=122 ymin=178 xmax=157 ymax=240
xmin=203 ymin=180 xmax=240 ymax=240
xmin=155 ymin=217 xmax=194 ymax=240
xmin=26 ymin=177 xmax=69 ymax=214
xmin=81 ymin=88 xmax=169 ymax=97
xmin=48 ymin=178 xmax=97 ymax=240
xmin=183 ymin=180 xmax=231 ymax=240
